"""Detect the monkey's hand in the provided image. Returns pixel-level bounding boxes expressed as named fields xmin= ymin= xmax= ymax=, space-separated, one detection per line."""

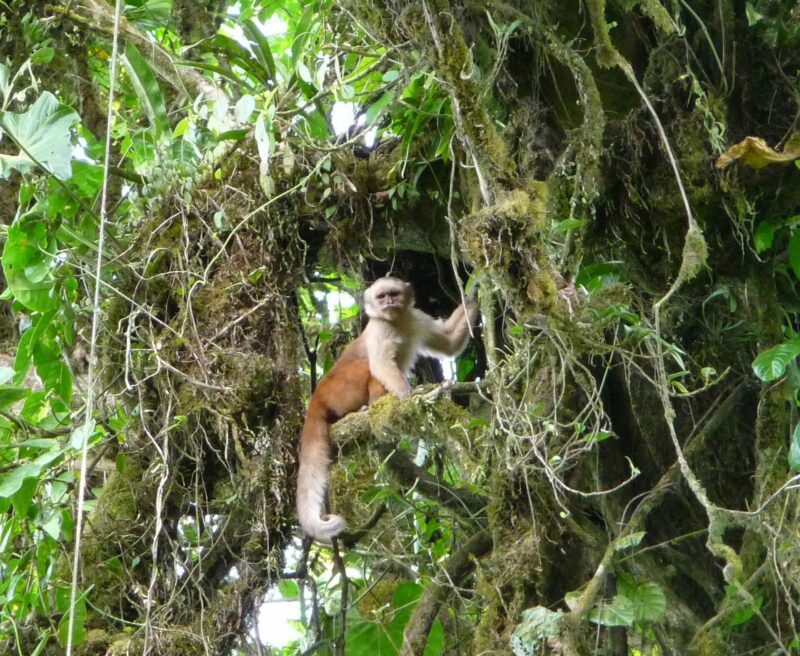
xmin=464 ymin=293 xmax=480 ymax=327
xmin=394 ymin=382 xmax=413 ymax=399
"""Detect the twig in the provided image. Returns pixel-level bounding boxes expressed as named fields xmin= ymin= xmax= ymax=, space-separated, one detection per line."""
xmin=330 ymin=537 xmax=348 ymax=656
xmin=341 ymin=503 xmax=389 ymax=548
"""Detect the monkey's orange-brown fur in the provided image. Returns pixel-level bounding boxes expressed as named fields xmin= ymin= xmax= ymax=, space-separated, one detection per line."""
xmin=297 ymin=277 xmax=477 ymax=540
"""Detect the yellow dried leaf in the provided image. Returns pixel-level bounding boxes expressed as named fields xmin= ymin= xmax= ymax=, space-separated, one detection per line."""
xmin=715 ymin=133 xmax=800 ymax=169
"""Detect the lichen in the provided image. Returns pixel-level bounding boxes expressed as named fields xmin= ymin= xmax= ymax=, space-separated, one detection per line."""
xmin=677 ymin=226 xmax=708 ymax=283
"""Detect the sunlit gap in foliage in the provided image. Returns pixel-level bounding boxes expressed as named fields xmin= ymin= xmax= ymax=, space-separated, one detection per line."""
xmin=313 ymin=286 xmax=356 ymax=323
xmin=224 ymin=3 xmax=287 ymax=38
xmin=252 ymin=540 xmax=306 ymax=649
xmin=330 ymin=102 xmax=377 ymax=147
xmin=174 ymin=512 xmax=220 ymax=577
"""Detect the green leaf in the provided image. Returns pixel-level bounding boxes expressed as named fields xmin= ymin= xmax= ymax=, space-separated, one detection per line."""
xmin=57 ymin=593 xmax=87 ymax=647
xmin=70 ymin=421 xmax=96 ymax=450
xmin=753 ymin=219 xmax=778 ymax=253
xmin=125 ymin=0 xmax=171 ymax=30
xmin=14 ymin=310 xmax=57 ymax=383
xmin=365 ymin=92 xmax=393 ymax=126
xmin=16 ymin=438 xmax=59 ymax=449
xmin=0 ymin=91 xmax=79 ymax=180
xmin=583 ymin=430 xmax=613 ymax=443
xmin=20 ymin=391 xmax=49 ymax=425
xmin=728 ymin=586 xmax=762 ymax=627
xmin=39 ymin=509 xmax=62 ymax=540
xmin=277 ymin=579 xmax=299 ymax=599
xmin=0 ymin=447 xmax=63 ymax=499
xmin=207 ymin=34 xmax=270 ymax=84
xmin=0 ymin=462 xmax=45 ymax=498
xmin=789 ymin=422 xmax=800 ymax=472
xmin=35 ymin=353 xmax=72 ymax=402
xmin=2 ymin=217 xmax=56 ymax=312
xmin=234 ymin=94 xmax=256 ymax=123
xmin=552 ymin=218 xmax=586 ymax=233
xmin=0 ymin=385 xmax=30 ymax=409
xmin=31 ymin=47 xmax=55 ymax=65
xmin=216 ymin=128 xmax=249 ymax=142
xmin=339 ymin=582 xmax=444 ymax=656
xmin=70 ymin=161 xmax=104 ymax=199
xmin=587 ymin=595 xmax=636 ymax=627
xmin=180 ymin=60 xmax=256 ymax=91
xmin=291 ymin=8 xmax=314 ymax=68
xmin=241 ymin=19 xmax=277 ymax=81
xmin=789 ymin=231 xmax=800 ymax=280
xmin=383 ymin=69 xmax=400 ymax=83
xmin=752 ymin=337 xmax=800 ymax=381
xmin=122 ymin=43 xmax=169 ymax=137
xmin=745 ymin=2 xmax=763 ymax=25
xmin=11 ymin=477 xmax=37 ymax=516
xmin=617 ymin=575 xmax=667 ymax=623
xmin=456 ymin=356 xmax=475 ymax=381
xmin=296 ymin=60 xmax=313 ymax=85
xmin=0 ymin=62 xmax=8 ymax=98
xmin=575 ymin=261 xmax=624 ymax=293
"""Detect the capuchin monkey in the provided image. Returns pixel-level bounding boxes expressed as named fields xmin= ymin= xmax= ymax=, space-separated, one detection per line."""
xmin=297 ymin=276 xmax=478 ymax=541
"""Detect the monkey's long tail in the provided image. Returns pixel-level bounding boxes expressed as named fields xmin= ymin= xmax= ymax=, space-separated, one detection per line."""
xmin=297 ymin=410 xmax=347 ymax=541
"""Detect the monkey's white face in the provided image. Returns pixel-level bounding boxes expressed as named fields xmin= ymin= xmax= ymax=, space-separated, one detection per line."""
xmin=365 ymin=278 xmax=413 ymax=321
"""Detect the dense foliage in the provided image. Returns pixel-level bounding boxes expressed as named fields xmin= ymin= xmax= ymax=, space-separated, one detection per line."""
xmin=1 ymin=0 xmax=800 ymax=655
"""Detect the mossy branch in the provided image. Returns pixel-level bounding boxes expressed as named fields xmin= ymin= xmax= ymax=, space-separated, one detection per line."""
xmin=374 ymin=443 xmax=488 ymax=518
xmin=330 ymin=385 xmax=489 ymax=526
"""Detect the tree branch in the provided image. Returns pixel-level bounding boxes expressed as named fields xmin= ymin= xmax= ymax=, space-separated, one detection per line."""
xmin=374 ymin=443 xmax=487 ymax=519
xmin=400 ymin=530 xmax=493 ymax=656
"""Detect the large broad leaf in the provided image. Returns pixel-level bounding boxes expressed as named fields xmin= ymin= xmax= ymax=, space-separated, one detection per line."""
xmin=0 ymin=449 xmax=62 ymax=498
xmin=122 ymin=42 xmax=169 ymax=137
xmin=616 ymin=575 xmax=667 ymax=623
xmin=587 ymin=595 xmax=636 ymax=627
xmin=1 ymin=216 xmax=57 ymax=312
xmin=752 ymin=337 xmax=800 ymax=381
xmin=0 ymin=92 xmax=79 ymax=180
xmin=342 ymin=582 xmax=444 ymax=656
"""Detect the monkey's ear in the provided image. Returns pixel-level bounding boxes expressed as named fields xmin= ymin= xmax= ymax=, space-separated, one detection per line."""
xmin=404 ymin=281 xmax=415 ymax=305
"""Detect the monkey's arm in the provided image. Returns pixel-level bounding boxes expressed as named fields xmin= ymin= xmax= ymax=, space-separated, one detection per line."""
xmin=417 ymin=299 xmax=478 ymax=357
xmin=365 ymin=322 xmax=412 ymax=397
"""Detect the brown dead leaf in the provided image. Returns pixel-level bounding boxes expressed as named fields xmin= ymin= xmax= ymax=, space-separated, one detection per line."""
xmin=715 ymin=133 xmax=800 ymax=169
